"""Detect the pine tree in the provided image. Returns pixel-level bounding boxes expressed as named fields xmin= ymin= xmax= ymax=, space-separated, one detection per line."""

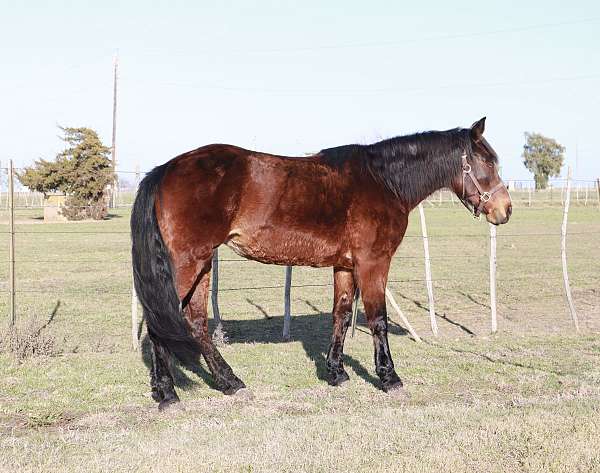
xmin=18 ymin=127 xmax=114 ymax=220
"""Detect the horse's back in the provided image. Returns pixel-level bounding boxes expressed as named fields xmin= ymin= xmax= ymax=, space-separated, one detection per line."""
xmin=156 ymin=143 xmax=355 ymax=267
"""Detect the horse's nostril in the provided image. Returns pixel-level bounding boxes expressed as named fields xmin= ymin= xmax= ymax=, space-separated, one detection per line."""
xmin=507 ymin=204 xmax=513 ymax=218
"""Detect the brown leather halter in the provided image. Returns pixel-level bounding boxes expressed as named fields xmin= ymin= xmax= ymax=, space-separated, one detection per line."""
xmin=461 ymin=152 xmax=506 ymax=218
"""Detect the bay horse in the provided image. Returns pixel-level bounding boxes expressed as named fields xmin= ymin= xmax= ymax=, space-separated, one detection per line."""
xmin=131 ymin=117 xmax=512 ymax=409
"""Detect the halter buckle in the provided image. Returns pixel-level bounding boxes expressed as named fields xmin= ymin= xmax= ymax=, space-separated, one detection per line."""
xmin=480 ymin=192 xmax=491 ymax=203
xmin=462 ymin=163 xmax=471 ymax=173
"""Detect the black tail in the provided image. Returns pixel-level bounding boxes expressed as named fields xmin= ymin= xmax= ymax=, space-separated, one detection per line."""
xmin=131 ymin=163 xmax=201 ymax=364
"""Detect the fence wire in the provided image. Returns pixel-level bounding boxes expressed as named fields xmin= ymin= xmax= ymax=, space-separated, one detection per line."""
xmin=0 ymin=165 xmax=598 ymax=341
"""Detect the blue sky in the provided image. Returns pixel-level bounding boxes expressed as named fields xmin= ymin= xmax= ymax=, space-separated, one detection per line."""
xmin=2 ymin=0 xmax=599 ymax=181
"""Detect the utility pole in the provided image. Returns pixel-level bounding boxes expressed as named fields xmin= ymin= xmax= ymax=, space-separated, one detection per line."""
xmin=111 ymin=54 xmax=118 ymax=208
xmin=8 ymin=160 xmax=15 ymax=325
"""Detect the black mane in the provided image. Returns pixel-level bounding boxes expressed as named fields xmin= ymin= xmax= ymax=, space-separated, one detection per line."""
xmin=320 ymin=128 xmax=482 ymax=204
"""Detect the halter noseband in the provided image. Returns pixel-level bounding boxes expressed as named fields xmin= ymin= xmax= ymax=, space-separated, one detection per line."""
xmin=461 ymin=152 xmax=505 ymax=219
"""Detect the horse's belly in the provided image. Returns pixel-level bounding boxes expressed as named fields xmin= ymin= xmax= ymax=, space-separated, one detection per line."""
xmin=225 ymin=229 xmax=344 ymax=267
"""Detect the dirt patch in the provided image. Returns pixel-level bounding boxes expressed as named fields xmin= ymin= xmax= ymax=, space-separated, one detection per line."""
xmin=71 ymin=412 xmax=126 ymax=430
xmin=0 ymin=411 xmax=77 ymax=436
xmin=0 ymin=413 xmax=29 ymax=433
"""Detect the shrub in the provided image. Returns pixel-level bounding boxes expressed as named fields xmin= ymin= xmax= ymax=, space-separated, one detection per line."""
xmin=0 ymin=308 xmax=59 ymax=361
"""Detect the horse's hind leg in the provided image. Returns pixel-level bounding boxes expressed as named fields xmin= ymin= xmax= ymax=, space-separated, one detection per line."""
xmin=178 ymin=260 xmax=246 ymax=395
xmin=148 ymin=333 xmax=180 ymax=410
xmin=326 ymin=268 xmax=355 ymax=386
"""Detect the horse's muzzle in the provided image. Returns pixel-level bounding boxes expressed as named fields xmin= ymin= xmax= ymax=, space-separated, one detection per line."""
xmin=486 ymin=203 xmax=512 ymax=225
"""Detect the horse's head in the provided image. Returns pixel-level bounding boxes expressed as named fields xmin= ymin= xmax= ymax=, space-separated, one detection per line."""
xmin=450 ymin=117 xmax=512 ymax=225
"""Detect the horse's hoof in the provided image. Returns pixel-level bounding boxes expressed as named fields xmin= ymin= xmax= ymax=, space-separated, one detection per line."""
xmin=233 ymin=388 xmax=254 ymax=401
xmin=382 ymin=378 xmax=403 ymax=392
xmin=327 ymin=370 xmax=350 ymax=387
xmin=158 ymin=396 xmax=181 ymax=411
xmin=151 ymin=389 xmax=164 ymax=403
xmin=221 ymin=377 xmax=246 ymax=395
xmin=381 ymin=371 xmax=403 ymax=392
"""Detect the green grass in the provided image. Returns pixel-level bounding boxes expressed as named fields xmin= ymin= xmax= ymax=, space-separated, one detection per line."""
xmin=0 ymin=205 xmax=599 ymax=472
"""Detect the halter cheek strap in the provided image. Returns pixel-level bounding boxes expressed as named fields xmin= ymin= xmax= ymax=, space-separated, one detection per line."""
xmin=461 ymin=154 xmax=506 ymax=218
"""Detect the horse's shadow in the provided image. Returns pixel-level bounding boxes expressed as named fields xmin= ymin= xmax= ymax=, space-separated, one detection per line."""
xmin=140 ymin=309 xmax=410 ymax=392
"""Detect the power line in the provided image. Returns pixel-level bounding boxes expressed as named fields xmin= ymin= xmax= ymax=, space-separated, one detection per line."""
xmin=125 ymin=73 xmax=600 ymax=97
xmin=251 ymin=17 xmax=600 ymax=53
xmin=135 ymin=17 xmax=600 ymax=56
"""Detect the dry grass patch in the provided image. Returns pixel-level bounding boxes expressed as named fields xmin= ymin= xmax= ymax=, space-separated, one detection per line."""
xmin=0 ymin=308 xmax=59 ymax=362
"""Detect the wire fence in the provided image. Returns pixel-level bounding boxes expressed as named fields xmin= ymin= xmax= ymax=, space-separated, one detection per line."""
xmin=0 ymin=162 xmax=599 ymax=347
xmin=424 ymin=178 xmax=600 ymax=209
xmin=0 ymin=166 xmax=598 ymax=210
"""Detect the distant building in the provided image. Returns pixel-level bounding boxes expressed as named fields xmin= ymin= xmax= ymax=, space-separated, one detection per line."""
xmin=43 ymin=193 xmax=67 ymax=222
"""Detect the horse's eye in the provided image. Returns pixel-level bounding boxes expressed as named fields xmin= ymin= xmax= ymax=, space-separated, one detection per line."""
xmin=478 ymin=157 xmax=494 ymax=169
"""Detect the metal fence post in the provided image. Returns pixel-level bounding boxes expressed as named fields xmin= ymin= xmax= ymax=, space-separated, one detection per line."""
xmin=8 ymin=160 xmax=15 ymax=325
xmin=283 ymin=266 xmax=292 ymax=340
xmin=212 ymin=249 xmax=221 ymax=327
xmin=131 ymin=164 xmax=142 ymax=350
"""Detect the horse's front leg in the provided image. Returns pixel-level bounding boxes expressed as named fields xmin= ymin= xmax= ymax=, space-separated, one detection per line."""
xmin=326 ymin=267 xmax=355 ymax=386
xmin=356 ymin=258 xmax=403 ymax=393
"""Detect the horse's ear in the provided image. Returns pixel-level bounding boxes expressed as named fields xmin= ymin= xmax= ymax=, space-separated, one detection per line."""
xmin=470 ymin=117 xmax=486 ymax=141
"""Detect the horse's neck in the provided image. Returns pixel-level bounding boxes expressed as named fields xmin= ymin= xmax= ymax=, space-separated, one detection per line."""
xmin=400 ymin=149 xmax=460 ymax=209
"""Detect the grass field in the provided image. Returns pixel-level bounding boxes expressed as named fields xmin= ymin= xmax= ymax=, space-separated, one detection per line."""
xmin=0 ymin=204 xmax=599 ymax=472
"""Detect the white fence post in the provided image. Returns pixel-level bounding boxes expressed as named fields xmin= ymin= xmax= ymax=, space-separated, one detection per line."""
xmin=385 ymin=288 xmax=421 ymax=343
xmin=489 ymin=223 xmax=497 ymax=333
xmin=418 ymin=203 xmax=438 ymax=336
xmin=561 ymin=167 xmax=579 ymax=331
